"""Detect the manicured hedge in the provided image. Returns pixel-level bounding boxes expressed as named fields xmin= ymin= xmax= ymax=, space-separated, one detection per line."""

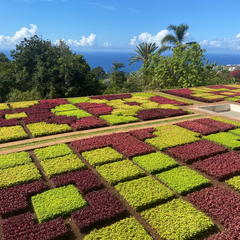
xmin=32 ymin=185 xmax=87 ymax=223
xmin=128 ymin=128 xmax=155 ymax=141
xmin=40 ymin=154 xmax=86 ymax=178
xmin=90 ymin=93 xmax=131 ymax=100
xmin=71 ymin=116 xmax=108 ymax=130
xmin=51 ymin=169 xmax=103 ymax=194
xmin=67 ymin=97 xmax=91 ymax=104
xmin=45 ymin=115 xmax=78 ymax=125
xmin=0 ymin=163 xmax=41 ymax=189
xmin=82 ymin=147 xmax=124 ymax=167
xmin=150 ymin=96 xmax=189 ymax=106
xmin=51 ymin=104 xmax=79 ymax=113
xmin=2 ymin=212 xmax=69 ymax=240
xmin=0 ymin=180 xmax=46 ymax=218
xmin=0 ymin=103 xmax=9 ymax=110
xmin=0 ymin=151 xmax=32 ymax=169
xmin=203 ymin=132 xmax=240 ymax=150
xmin=72 ymin=188 xmax=126 ymax=231
xmin=136 ymin=109 xmax=166 ymax=120
xmin=156 ymin=166 xmax=211 ymax=195
xmin=226 ymin=175 xmax=240 ymax=191
xmin=87 ymin=106 xmax=114 ymax=116
xmin=115 ymin=176 xmax=174 ymax=211
xmin=5 ymin=112 xmax=28 ymax=120
xmin=85 ymin=217 xmax=153 ymax=240
xmin=0 ymin=119 xmax=20 ymax=127
xmin=40 ymin=99 xmax=69 ymax=105
xmin=27 ymin=122 xmax=72 ymax=137
xmin=210 ymin=116 xmax=240 ymax=127
xmin=114 ymin=135 xmax=155 ymax=158
xmin=100 ymin=114 xmax=138 ymax=125
xmin=133 ymin=152 xmax=178 ymax=174
xmin=54 ymin=109 xmax=92 ymax=119
xmin=10 ymin=101 xmax=38 ymax=109
xmin=89 ymin=99 xmax=109 ymax=104
xmin=166 ymin=140 xmax=228 ymax=163
xmin=76 ymin=102 xmax=108 ymax=110
xmin=15 ymin=107 xmax=49 ymax=114
xmin=142 ymin=198 xmax=214 ymax=240
xmin=146 ymin=125 xmax=200 ymax=150
xmin=0 ymin=125 xmax=28 ymax=143
xmin=193 ymin=151 xmax=240 ymax=180
xmin=124 ymin=101 xmax=142 ymax=106
xmin=175 ymin=120 xmax=219 ymax=135
xmin=34 ymin=143 xmax=72 ymax=161
xmin=96 ymin=160 xmax=145 ymax=185
xmin=111 ymin=108 xmax=139 ymax=116
xmin=188 ymin=185 xmax=240 ymax=227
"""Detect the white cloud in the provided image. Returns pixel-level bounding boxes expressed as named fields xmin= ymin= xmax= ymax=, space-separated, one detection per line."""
xmin=63 ymin=34 xmax=97 ymax=47
xmin=103 ymin=42 xmax=111 ymax=47
xmin=200 ymin=34 xmax=240 ymax=51
xmin=0 ymin=24 xmax=39 ymax=47
xmin=129 ymin=30 xmax=169 ymax=46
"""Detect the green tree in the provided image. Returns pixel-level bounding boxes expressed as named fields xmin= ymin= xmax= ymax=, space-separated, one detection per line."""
xmin=128 ymin=42 xmax=158 ymax=66
xmin=161 ymin=24 xmax=196 ymax=49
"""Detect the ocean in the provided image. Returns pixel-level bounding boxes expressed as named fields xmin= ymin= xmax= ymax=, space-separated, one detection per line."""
xmin=1 ymin=50 xmax=240 ymax=73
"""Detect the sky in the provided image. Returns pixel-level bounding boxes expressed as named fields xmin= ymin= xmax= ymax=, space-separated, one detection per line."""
xmin=1 ymin=0 xmax=240 ymax=53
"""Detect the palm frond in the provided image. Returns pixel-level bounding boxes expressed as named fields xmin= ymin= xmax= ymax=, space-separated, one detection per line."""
xmin=161 ymin=34 xmax=178 ymax=45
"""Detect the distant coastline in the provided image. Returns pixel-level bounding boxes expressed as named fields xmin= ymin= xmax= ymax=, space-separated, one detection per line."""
xmin=1 ymin=50 xmax=240 ymax=73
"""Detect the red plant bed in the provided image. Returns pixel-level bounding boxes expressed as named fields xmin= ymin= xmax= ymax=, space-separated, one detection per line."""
xmin=0 ymin=110 xmax=13 ymax=117
xmin=90 ymin=93 xmax=132 ymax=101
xmin=208 ymin=85 xmax=238 ymax=90
xmin=32 ymin=103 xmax=59 ymax=109
xmin=136 ymin=109 xmax=166 ymax=120
xmin=71 ymin=188 xmax=126 ymax=231
xmin=128 ymin=128 xmax=155 ymax=141
xmin=76 ymin=103 xmax=107 ymax=110
xmin=166 ymin=140 xmax=228 ymax=163
xmin=195 ymin=118 xmax=236 ymax=131
xmin=45 ymin=115 xmax=78 ymax=125
xmin=15 ymin=108 xmax=49 ymax=114
xmin=22 ymin=116 xmax=46 ymax=124
xmin=192 ymin=151 xmax=240 ymax=180
xmin=2 ymin=212 xmax=69 ymax=240
xmin=0 ymin=119 xmax=20 ymax=127
xmin=124 ymin=102 xmax=141 ymax=106
xmin=0 ymin=180 xmax=46 ymax=218
xmin=188 ymin=185 xmax=240 ymax=227
xmin=114 ymin=135 xmax=156 ymax=158
xmin=175 ymin=120 xmax=220 ymax=135
xmin=86 ymin=106 xmax=114 ymax=116
xmin=39 ymin=99 xmax=69 ymax=105
xmin=150 ymin=96 xmax=189 ymax=106
xmin=51 ymin=169 xmax=103 ymax=194
xmin=71 ymin=116 xmax=108 ymax=130
xmin=163 ymin=109 xmax=189 ymax=117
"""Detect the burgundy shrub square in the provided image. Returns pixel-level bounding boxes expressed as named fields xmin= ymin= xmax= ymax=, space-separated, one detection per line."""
xmin=0 ymin=119 xmax=20 ymax=127
xmin=86 ymin=106 xmax=114 ymax=116
xmin=195 ymin=118 xmax=236 ymax=131
xmin=71 ymin=116 xmax=108 ymax=130
xmin=150 ymin=96 xmax=189 ymax=106
xmin=76 ymin=103 xmax=107 ymax=110
xmin=45 ymin=115 xmax=78 ymax=125
xmin=175 ymin=120 xmax=219 ymax=135
xmin=124 ymin=102 xmax=141 ymax=106
xmin=15 ymin=108 xmax=49 ymax=114
xmin=114 ymin=135 xmax=155 ymax=158
xmin=193 ymin=151 xmax=240 ymax=180
xmin=162 ymin=109 xmax=188 ymax=117
xmin=208 ymin=85 xmax=238 ymax=90
xmin=22 ymin=116 xmax=45 ymax=124
xmin=40 ymin=99 xmax=69 ymax=105
xmin=0 ymin=180 xmax=46 ymax=218
xmin=32 ymin=103 xmax=58 ymax=109
xmin=166 ymin=140 xmax=228 ymax=163
xmin=188 ymin=185 xmax=240 ymax=227
xmin=71 ymin=188 xmax=126 ymax=231
xmin=90 ymin=93 xmax=132 ymax=100
xmin=51 ymin=169 xmax=103 ymax=194
xmin=136 ymin=109 xmax=166 ymax=120
xmin=2 ymin=212 xmax=69 ymax=240
xmin=0 ymin=109 xmax=13 ymax=117
xmin=128 ymin=128 xmax=155 ymax=141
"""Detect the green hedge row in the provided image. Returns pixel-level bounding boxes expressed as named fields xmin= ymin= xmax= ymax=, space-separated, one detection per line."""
xmin=41 ymin=154 xmax=86 ymax=178
xmin=210 ymin=116 xmax=240 ymax=127
xmin=132 ymin=152 xmax=178 ymax=174
xmin=34 ymin=144 xmax=72 ymax=161
xmin=100 ymin=115 xmax=138 ymax=125
xmin=0 ymin=163 xmax=41 ymax=189
xmin=0 ymin=151 xmax=32 ymax=169
xmin=10 ymin=101 xmax=38 ymax=109
xmin=54 ymin=109 xmax=91 ymax=118
xmin=27 ymin=122 xmax=72 ymax=137
xmin=82 ymin=147 xmax=124 ymax=167
xmin=146 ymin=125 xmax=200 ymax=151
xmin=5 ymin=112 xmax=28 ymax=120
xmin=115 ymin=176 xmax=174 ymax=211
xmin=32 ymin=184 xmax=87 ymax=223
xmin=156 ymin=166 xmax=211 ymax=195
xmin=96 ymin=160 xmax=145 ymax=185
xmin=51 ymin=104 xmax=79 ymax=113
xmin=84 ymin=217 xmax=153 ymax=240
xmin=203 ymin=132 xmax=240 ymax=150
xmin=142 ymin=198 xmax=214 ymax=240
xmin=0 ymin=126 xmax=28 ymax=143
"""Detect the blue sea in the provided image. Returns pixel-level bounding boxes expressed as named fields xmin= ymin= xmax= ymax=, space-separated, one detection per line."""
xmin=1 ymin=50 xmax=240 ymax=73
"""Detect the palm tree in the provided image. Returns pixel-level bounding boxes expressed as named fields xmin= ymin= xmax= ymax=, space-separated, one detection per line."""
xmin=128 ymin=42 xmax=158 ymax=66
xmin=161 ymin=24 xmax=196 ymax=48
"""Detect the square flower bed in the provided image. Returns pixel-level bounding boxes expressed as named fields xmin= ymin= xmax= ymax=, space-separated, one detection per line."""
xmin=115 ymin=176 xmax=174 ymax=211
xmin=133 ymin=152 xmax=178 ymax=174
xmin=226 ymin=175 xmax=240 ymax=192
xmin=0 ymin=125 xmax=28 ymax=143
xmin=156 ymin=166 xmax=210 ymax=195
xmin=5 ymin=112 xmax=28 ymax=120
xmin=166 ymin=140 xmax=228 ymax=163
xmin=67 ymin=97 xmax=91 ymax=104
xmin=0 ymin=119 xmax=20 ymax=127
xmin=45 ymin=115 xmax=78 ymax=125
xmin=71 ymin=116 xmax=108 ymax=130
xmin=100 ymin=114 xmax=138 ymax=125
xmin=0 ymin=103 xmax=9 ymax=110
xmin=32 ymin=185 xmax=87 ymax=223
xmin=193 ymin=151 xmax=240 ymax=180
xmin=210 ymin=116 xmax=240 ymax=127
xmin=10 ymin=101 xmax=38 ymax=109
xmin=128 ymin=128 xmax=155 ymax=141
xmin=82 ymin=147 xmax=124 ymax=167
xmin=96 ymin=160 xmax=145 ymax=185
xmin=142 ymin=198 xmax=214 ymax=240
